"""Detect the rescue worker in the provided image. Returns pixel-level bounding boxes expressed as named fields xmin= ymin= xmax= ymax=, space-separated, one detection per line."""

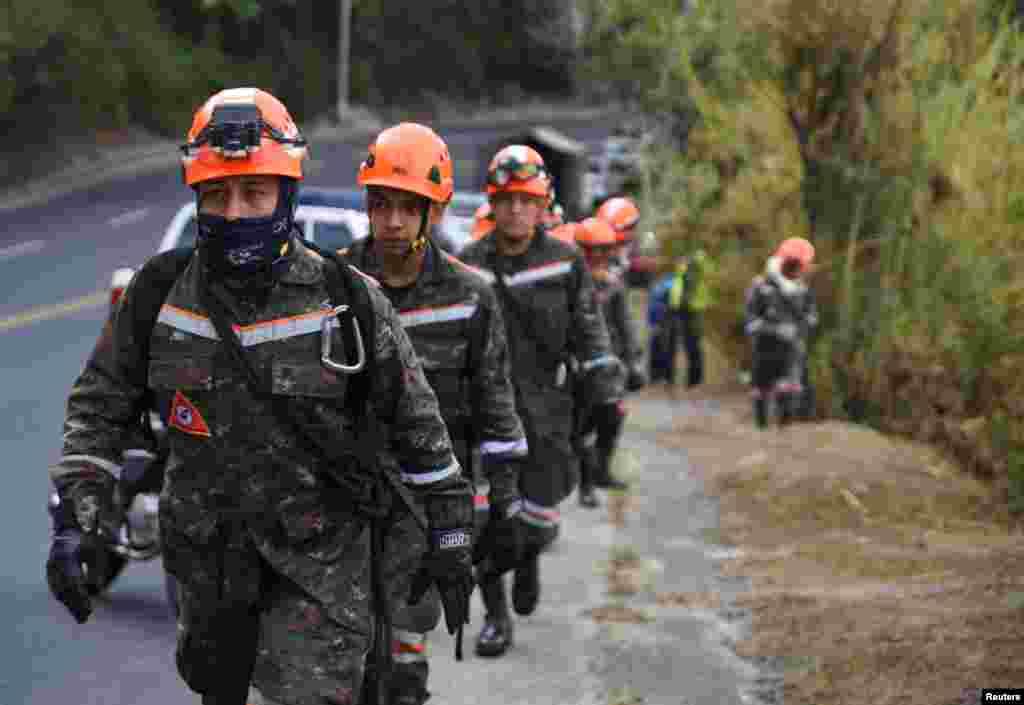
xmin=574 ymin=218 xmax=646 ymax=506
xmin=44 ymin=88 xmax=474 ymax=705
xmin=338 ymin=123 xmax=528 ymax=705
xmin=595 ymin=196 xmax=640 ymax=277
xmin=648 ymin=250 xmax=714 ymax=390
xmin=460 ymin=145 xmax=622 ymax=658
xmin=745 ymin=237 xmax=818 ymax=428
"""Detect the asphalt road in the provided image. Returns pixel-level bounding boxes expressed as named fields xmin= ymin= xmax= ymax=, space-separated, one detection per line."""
xmin=0 ymin=116 xmax=766 ymax=705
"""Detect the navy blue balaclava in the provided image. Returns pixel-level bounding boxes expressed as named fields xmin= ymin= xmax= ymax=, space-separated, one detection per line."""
xmin=197 ymin=177 xmax=299 ymax=280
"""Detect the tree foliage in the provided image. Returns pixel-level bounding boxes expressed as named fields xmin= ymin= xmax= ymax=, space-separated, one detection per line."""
xmin=581 ymin=0 xmax=1024 ymax=498
xmin=0 ymin=0 xmax=579 ymax=149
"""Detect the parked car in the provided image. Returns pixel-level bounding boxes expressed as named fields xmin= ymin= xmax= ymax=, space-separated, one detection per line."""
xmin=110 ymin=187 xmax=369 ymax=307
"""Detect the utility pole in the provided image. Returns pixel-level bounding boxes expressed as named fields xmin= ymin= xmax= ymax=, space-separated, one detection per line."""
xmin=337 ymin=0 xmax=352 ymax=122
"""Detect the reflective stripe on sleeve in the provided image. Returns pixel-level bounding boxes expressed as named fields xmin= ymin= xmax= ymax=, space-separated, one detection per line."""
xmin=479 ymin=438 xmax=528 ymax=458
xmin=400 ymin=459 xmax=460 ymax=485
xmin=519 ymin=499 xmax=560 ymax=529
xmin=473 ymin=492 xmax=490 ymax=512
xmin=392 ymin=629 xmax=427 ymax=664
xmin=580 ymin=354 xmax=617 ymax=372
xmin=59 ymin=454 xmax=123 ymax=480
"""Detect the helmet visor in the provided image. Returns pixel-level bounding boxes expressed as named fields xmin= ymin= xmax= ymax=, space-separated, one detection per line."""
xmin=488 ymin=157 xmax=547 ymax=187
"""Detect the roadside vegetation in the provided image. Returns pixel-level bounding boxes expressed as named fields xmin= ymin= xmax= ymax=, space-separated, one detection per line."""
xmin=580 ymin=0 xmax=1024 ymax=512
xmin=0 ymin=0 xmax=577 ymax=163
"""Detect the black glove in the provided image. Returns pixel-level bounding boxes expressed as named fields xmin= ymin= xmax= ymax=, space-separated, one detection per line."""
xmin=408 ymin=488 xmax=475 ymax=636
xmin=46 ymin=528 xmax=100 ymax=624
xmin=626 ymin=363 xmax=648 ymax=392
xmin=474 ymin=498 xmax=524 ymax=578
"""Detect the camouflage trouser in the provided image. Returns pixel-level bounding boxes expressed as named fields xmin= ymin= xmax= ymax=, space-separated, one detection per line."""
xmin=242 ymin=509 xmax=426 ymax=705
xmin=387 ymin=478 xmax=491 ymax=705
xmin=247 ymin=576 xmax=370 ymax=705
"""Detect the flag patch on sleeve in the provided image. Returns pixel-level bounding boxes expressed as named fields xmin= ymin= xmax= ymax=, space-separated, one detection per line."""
xmin=169 ymin=390 xmax=211 ymax=438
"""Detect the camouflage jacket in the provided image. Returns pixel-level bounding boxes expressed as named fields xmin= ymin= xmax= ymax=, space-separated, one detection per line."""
xmin=744 ymin=256 xmax=819 ymax=347
xmin=459 ymin=227 xmax=622 ymax=415
xmin=592 ymin=268 xmax=641 ymax=368
xmin=340 ymin=237 xmax=526 ymax=506
xmin=50 ymin=239 xmax=467 ymax=632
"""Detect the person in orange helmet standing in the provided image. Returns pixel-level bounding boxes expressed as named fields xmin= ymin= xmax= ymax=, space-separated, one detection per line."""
xmin=45 ymin=88 xmax=470 ymax=705
xmin=338 ymin=123 xmax=527 ymax=705
xmin=459 ymin=145 xmax=622 ymax=658
xmin=744 ymin=237 xmax=819 ymax=428
xmin=595 ymin=196 xmax=641 ymax=277
xmin=573 ymin=218 xmax=645 ymax=505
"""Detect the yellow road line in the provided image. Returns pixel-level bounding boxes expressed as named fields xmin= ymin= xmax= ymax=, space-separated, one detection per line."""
xmin=0 ymin=290 xmax=107 ymax=333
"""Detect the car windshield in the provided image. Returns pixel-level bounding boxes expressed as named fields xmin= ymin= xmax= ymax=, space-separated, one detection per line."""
xmin=313 ymin=221 xmax=356 ymax=251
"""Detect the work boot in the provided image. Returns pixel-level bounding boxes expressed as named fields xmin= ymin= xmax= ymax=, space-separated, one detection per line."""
xmin=578 ymin=484 xmax=599 ymax=508
xmin=475 ymin=576 xmax=514 ymax=658
xmin=754 ymin=397 xmax=768 ymax=429
xmin=512 ymin=549 xmax=541 ymax=616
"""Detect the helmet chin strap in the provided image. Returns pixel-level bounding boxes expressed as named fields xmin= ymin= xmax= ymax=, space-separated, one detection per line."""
xmin=403 ymin=204 xmax=431 ymax=258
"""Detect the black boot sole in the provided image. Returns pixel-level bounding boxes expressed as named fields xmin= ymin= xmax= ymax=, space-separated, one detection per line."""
xmin=475 ymin=619 xmax=514 ymax=658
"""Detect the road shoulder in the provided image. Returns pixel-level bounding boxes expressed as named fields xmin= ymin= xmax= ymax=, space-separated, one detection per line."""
xmin=658 ymin=382 xmax=1024 ymax=705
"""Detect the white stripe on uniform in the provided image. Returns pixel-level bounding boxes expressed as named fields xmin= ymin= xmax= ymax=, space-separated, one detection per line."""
xmin=156 ymin=304 xmax=339 ymax=347
xmin=400 ymin=459 xmax=461 ymax=485
xmin=479 ymin=438 xmax=528 ymax=457
xmin=398 ymin=303 xmax=477 ymax=328
xmin=59 ymin=454 xmax=124 ymax=480
xmin=580 ymin=353 xmax=617 ymax=371
xmin=470 ymin=261 xmax=572 ymax=288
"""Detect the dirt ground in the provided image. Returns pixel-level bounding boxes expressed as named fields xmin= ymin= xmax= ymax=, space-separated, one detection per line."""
xmin=641 ymin=367 xmax=1024 ymax=705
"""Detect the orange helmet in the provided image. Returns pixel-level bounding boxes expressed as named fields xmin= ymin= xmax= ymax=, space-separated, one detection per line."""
xmin=181 ymin=87 xmax=307 ymax=186
xmin=548 ymin=222 xmax=581 ymax=246
xmin=357 ymin=123 xmax=454 ymax=203
xmin=576 ymin=217 xmax=619 ymax=249
xmin=472 ymin=202 xmax=496 ymax=240
xmin=775 ymin=237 xmax=815 ymax=270
xmin=486 ymin=145 xmax=552 ymax=202
xmin=595 ymin=197 xmax=640 ymax=242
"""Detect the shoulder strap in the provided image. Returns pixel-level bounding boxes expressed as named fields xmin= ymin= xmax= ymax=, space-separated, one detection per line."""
xmin=286 ymin=242 xmax=428 ymax=531
xmin=127 ymin=247 xmax=195 ymax=396
xmin=314 ymin=245 xmax=376 ymax=420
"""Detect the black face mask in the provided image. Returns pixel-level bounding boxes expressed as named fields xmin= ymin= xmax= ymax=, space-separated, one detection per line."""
xmin=197 ymin=178 xmax=298 ymax=279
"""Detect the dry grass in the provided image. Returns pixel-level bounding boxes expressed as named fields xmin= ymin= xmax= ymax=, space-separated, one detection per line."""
xmin=656 ymin=384 xmax=1024 ymax=705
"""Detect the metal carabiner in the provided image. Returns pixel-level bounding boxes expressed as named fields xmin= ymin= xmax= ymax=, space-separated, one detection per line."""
xmin=321 ymin=304 xmax=366 ymax=374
